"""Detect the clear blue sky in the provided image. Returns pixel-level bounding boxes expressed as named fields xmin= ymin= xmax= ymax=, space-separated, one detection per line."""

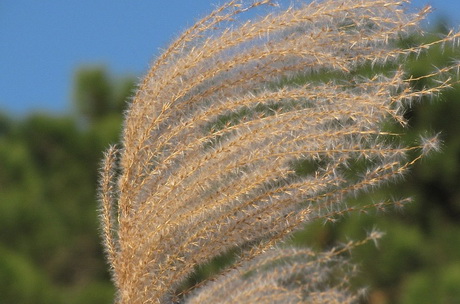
xmin=1 ymin=1 xmax=459 ymax=116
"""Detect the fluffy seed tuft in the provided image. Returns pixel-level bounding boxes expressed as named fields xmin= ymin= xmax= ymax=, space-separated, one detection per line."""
xmin=97 ymin=1 xmax=458 ymax=303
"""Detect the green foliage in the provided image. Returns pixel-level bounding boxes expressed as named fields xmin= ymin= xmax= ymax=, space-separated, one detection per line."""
xmin=0 ymin=66 xmax=132 ymax=303
xmin=401 ymin=262 xmax=460 ymax=304
xmin=74 ymin=67 xmax=112 ymax=122
xmin=73 ymin=66 xmax=136 ymax=122
xmin=0 ymin=246 xmax=60 ymax=304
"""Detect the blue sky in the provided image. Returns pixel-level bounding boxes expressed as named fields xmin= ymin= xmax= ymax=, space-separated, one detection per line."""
xmin=1 ymin=1 xmax=460 ymax=115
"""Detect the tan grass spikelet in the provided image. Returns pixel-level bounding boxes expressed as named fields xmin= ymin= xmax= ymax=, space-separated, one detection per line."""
xmin=98 ymin=1 xmax=457 ymax=303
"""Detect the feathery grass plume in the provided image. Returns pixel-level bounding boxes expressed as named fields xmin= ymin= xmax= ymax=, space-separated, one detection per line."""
xmin=98 ymin=0 xmax=458 ymax=303
xmin=184 ymin=232 xmax=382 ymax=304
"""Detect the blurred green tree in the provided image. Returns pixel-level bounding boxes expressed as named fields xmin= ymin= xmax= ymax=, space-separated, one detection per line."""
xmin=74 ymin=67 xmax=112 ymax=122
xmin=73 ymin=66 xmax=135 ymax=123
xmin=0 ymin=66 xmax=135 ymax=304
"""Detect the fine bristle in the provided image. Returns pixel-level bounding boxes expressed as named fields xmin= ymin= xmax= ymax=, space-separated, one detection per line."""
xmin=97 ymin=1 xmax=454 ymax=303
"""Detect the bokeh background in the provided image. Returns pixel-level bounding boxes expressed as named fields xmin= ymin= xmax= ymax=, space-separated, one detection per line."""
xmin=1 ymin=1 xmax=460 ymax=303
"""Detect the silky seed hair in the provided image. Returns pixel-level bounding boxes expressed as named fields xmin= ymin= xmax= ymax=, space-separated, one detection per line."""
xmin=98 ymin=1 xmax=457 ymax=303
